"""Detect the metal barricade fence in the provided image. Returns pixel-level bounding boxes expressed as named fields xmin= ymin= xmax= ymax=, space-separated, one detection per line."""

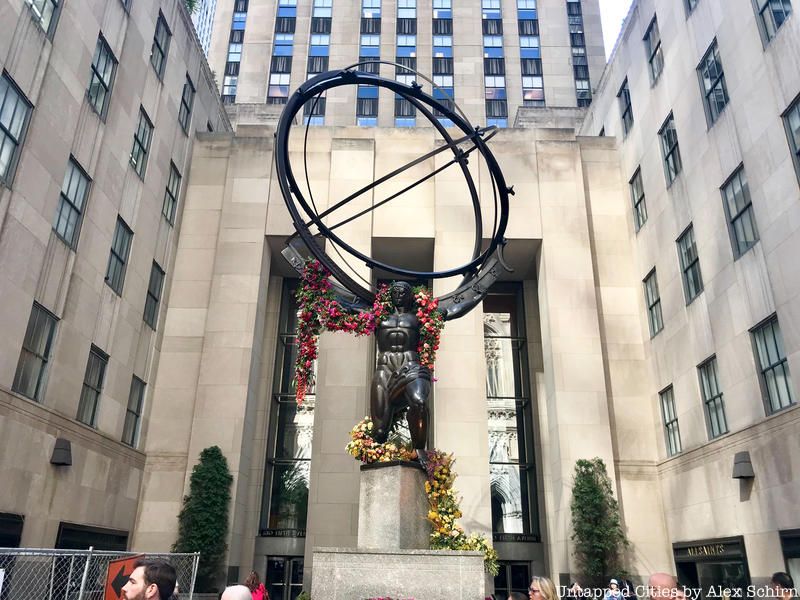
xmin=0 ymin=548 xmax=199 ymax=600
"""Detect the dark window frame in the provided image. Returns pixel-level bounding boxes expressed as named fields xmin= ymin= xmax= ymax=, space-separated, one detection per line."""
xmin=751 ymin=314 xmax=796 ymax=415
xmin=752 ymin=0 xmax=792 ymax=45
xmin=720 ymin=165 xmax=759 ymax=258
xmin=643 ymin=268 xmax=663 ymax=338
xmin=782 ymin=92 xmax=800 ymax=185
xmin=697 ymin=355 xmax=728 ymax=439
xmin=150 ymin=12 xmax=172 ymax=80
xmin=26 ymin=0 xmax=62 ymax=38
xmin=12 ymin=302 xmax=58 ymax=402
xmin=87 ymin=34 xmax=118 ymax=120
xmin=643 ymin=16 xmax=664 ymax=84
xmin=676 ymin=224 xmax=703 ymax=304
xmin=0 ymin=71 xmax=34 ymax=188
xmin=660 ymin=385 xmax=682 ymax=456
xmin=143 ymin=261 xmax=165 ymax=330
xmin=697 ymin=39 xmax=729 ymax=126
xmin=178 ymin=74 xmax=195 ymax=133
xmin=629 ymin=167 xmax=647 ymax=232
xmin=130 ymin=107 xmax=153 ymax=179
xmin=76 ymin=345 xmax=108 ymax=428
xmin=105 ymin=216 xmax=133 ymax=295
xmin=659 ymin=112 xmax=682 ymax=185
xmin=617 ymin=78 xmax=633 ymax=135
xmin=53 ymin=157 xmax=91 ymax=249
xmin=122 ymin=376 xmax=145 ymax=447
xmin=162 ymin=161 xmax=182 ymax=225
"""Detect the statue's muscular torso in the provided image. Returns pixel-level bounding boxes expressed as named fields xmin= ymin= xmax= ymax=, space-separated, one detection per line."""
xmin=375 ymin=311 xmax=420 ymax=370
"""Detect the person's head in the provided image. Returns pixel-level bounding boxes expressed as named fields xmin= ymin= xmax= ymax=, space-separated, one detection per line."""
xmin=610 ymin=579 xmax=619 ymax=590
xmin=648 ymin=573 xmax=684 ymax=600
xmin=390 ymin=281 xmax=413 ymax=309
xmin=122 ymin=559 xmax=177 ymax=600
xmin=771 ymin=572 xmax=795 ymax=599
xmin=529 ymin=576 xmax=558 ymax=600
xmin=220 ymin=585 xmax=252 ymax=600
xmin=244 ymin=571 xmax=260 ymax=592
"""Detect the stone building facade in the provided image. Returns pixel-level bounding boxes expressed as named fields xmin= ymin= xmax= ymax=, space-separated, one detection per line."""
xmin=580 ymin=0 xmax=800 ymax=591
xmin=0 ymin=0 xmax=229 ymax=549
xmin=1 ymin=0 xmax=799 ymax=598
xmin=206 ymin=0 xmax=607 ymax=126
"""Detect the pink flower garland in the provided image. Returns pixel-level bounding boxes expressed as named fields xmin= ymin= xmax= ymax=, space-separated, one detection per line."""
xmin=294 ymin=260 xmax=391 ymax=404
xmin=412 ymin=286 xmax=444 ymax=370
xmin=293 ymin=261 xmax=445 ymax=404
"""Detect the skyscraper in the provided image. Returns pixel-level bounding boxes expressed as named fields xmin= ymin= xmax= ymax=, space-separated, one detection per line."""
xmin=192 ymin=0 xmax=219 ymax=55
xmin=207 ymin=0 xmax=606 ymax=126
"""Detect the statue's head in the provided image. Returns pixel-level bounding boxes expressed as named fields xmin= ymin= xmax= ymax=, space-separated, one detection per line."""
xmin=389 ymin=281 xmax=413 ymax=309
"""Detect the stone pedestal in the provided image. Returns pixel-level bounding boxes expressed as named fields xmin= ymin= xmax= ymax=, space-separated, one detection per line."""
xmin=311 ymin=547 xmax=486 ymax=600
xmin=310 ymin=461 xmax=487 ymax=600
xmin=358 ymin=460 xmax=430 ymax=549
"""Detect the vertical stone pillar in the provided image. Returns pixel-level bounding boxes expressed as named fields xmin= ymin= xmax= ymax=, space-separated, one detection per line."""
xmin=133 ymin=131 xmax=276 ymax=587
xmin=431 ymin=151 xmax=492 ymax=538
xmin=534 ymin=136 xmax=617 ymax=579
xmin=303 ymin=137 xmax=376 ymax=585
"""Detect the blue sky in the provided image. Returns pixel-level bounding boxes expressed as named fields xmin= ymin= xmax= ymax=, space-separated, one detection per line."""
xmin=599 ymin=0 xmax=634 ymax=57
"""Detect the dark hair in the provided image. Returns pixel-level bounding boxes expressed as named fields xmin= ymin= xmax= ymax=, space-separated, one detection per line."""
xmin=772 ymin=572 xmax=795 ymax=590
xmin=245 ymin=571 xmax=260 ymax=592
xmin=133 ymin=558 xmax=177 ymax=600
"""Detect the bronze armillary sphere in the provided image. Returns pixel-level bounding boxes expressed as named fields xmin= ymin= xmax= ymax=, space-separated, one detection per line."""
xmin=276 ymin=63 xmax=514 ymax=318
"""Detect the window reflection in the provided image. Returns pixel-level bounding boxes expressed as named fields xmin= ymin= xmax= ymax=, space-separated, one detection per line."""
xmin=261 ymin=281 xmax=315 ymax=536
xmin=484 ymin=286 xmax=539 ymax=540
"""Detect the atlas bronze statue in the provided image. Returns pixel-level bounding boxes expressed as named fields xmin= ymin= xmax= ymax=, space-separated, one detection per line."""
xmin=276 ymin=63 xmax=513 ymax=452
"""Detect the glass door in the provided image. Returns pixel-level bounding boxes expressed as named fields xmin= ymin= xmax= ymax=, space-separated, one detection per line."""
xmin=266 ymin=556 xmax=305 ymax=600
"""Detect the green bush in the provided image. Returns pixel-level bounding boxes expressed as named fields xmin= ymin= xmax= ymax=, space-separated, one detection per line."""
xmin=570 ymin=457 xmax=629 ymax=587
xmin=184 ymin=0 xmax=197 ymax=13
xmin=173 ymin=446 xmax=233 ymax=592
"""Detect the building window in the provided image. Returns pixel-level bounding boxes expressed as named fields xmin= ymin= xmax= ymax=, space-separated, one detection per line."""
xmin=53 ymin=158 xmax=91 ymax=248
xmin=26 ymin=0 xmax=59 ymax=36
xmin=87 ymin=35 xmax=117 ymax=118
xmin=122 ymin=376 xmax=145 ymax=447
xmin=784 ymin=95 xmax=800 ymax=183
xmin=484 ymin=285 xmax=540 ymax=541
xmin=618 ymin=78 xmax=633 ymax=135
xmin=260 ymin=281 xmax=315 ymax=537
xmin=629 ymin=167 xmax=647 ymax=231
xmin=178 ymin=75 xmax=195 ymax=133
xmin=105 ymin=216 xmax=133 ymax=295
xmin=77 ymin=345 xmax=108 ymax=427
xmin=643 ymin=269 xmax=663 ymax=338
xmin=12 ymin=302 xmax=57 ymax=402
xmin=755 ymin=0 xmax=792 ymax=43
xmin=143 ymin=261 xmax=165 ymax=330
xmin=752 ymin=315 xmax=795 ymax=414
xmin=677 ymin=225 xmax=703 ymax=303
xmin=130 ymin=107 xmax=153 ymax=178
xmin=659 ymin=113 xmax=682 ymax=184
xmin=0 ymin=73 xmax=33 ymax=186
xmin=266 ymin=557 xmax=305 ymax=600
xmin=721 ymin=166 xmax=758 ymax=257
xmin=494 ymin=563 xmax=531 ymax=599
xmin=698 ymin=40 xmax=728 ymax=125
xmin=0 ymin=512 xmax=24 ymax=547
xmin=660 ymin=386 xmax=681 ymax=456
xmin=780 ymin=531 xmax=800 ymax=586
xmin=150 ymin=13 xmax=171 ymax=79
xmin=643 ymin=16 xmax=664 ymax=83
xmin=698 ymin=356 xmax=728 ymax=439
xmin=162 ymin=162 xmax=181 ymax=225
